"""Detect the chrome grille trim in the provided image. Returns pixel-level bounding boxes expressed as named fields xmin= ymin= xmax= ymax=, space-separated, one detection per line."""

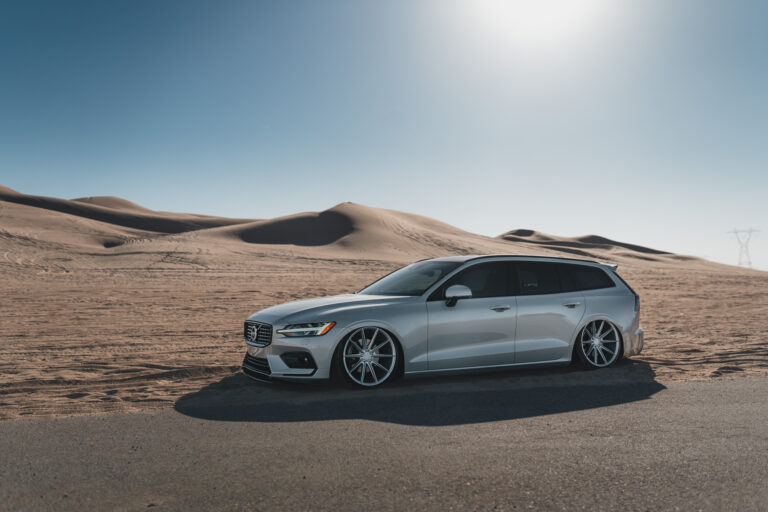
xmin=244 ymin=321 xmax=273 ymax=346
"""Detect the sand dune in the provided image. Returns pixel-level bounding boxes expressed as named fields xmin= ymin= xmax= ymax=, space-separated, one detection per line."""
xmin=0 ymin=186 xmax=252 ymax=236
xmin=498 ymin=228 xmax=679 ymax=261
xmin=195 ymin=202 xmax=691 ymax=264
xmin=210 ymin=208 xmax=355 ymax=246
xmin=72 ymin=196 xmax=154 ymax=212
xmin=1 ymin=185 xmax=766 ymax=420
xmin=199 ymin=201 xmax=521 ymax=259
xmin=1 ymin=185 xmax=685 ymax=262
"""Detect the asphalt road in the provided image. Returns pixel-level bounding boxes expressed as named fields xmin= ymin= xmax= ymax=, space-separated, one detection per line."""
xmin=1 ymin=363 xmax=767 ymax=511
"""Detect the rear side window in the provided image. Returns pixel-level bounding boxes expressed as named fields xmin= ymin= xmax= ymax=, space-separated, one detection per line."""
xmin=569 ymin=265 xmax=615 ymax=290
xmin=430 ymin=262 xmax=510 ymax=300
xmin=557 ymin=264 xmax=578 ymax=292
xmin=515 ymin=262 xmax=561 ymax=295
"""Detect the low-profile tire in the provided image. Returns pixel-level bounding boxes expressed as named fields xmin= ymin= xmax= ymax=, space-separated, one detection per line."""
xmin=575 ymin=320 xmax=623 ymax=369
xmin=332 ymin=327 xmax=402 ymax=389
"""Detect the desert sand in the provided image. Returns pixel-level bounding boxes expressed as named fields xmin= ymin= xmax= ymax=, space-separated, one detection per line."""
xmin=1 ymin=184 xmax=766 ymax=420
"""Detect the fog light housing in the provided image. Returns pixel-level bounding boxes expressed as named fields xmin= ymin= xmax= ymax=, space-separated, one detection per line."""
xmin=280 ymin=351 xmax=317 ymax=369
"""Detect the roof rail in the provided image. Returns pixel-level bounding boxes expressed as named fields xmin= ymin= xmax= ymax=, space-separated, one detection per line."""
xmin=463 ymin=254 xmax=617 ymax=268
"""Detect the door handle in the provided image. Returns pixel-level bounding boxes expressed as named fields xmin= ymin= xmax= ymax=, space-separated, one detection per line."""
xmin=563 ymin=302 xmax=581 ymax=308
xmin=490 ymin=305 xmax=511 ymax=312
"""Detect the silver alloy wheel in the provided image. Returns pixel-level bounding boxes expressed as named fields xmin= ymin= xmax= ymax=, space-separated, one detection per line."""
xmin=342 ymin=327 xmax=397 ymax=387
xmin=579 ymin=320 xmax=620 ymax=367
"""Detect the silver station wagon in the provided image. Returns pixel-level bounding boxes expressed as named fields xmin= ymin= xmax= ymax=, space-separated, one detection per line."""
xmin=242 ymin=255 xmax=644 ymax=388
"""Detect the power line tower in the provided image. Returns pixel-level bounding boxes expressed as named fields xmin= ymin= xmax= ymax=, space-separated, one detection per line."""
xmin=728 ymin=229 xmax=758 ymax=268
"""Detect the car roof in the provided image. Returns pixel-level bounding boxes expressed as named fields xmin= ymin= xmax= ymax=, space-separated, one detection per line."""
xmin=426 ymin=254 xmax=618 ymax=271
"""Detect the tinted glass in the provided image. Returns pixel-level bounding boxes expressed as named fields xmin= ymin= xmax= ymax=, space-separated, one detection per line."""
xmin=571 ymin=265 xmax=615 ymax=290
xmin=359 ymin=261 xmax=462 ymax=296
xmin=557 ymin=264 xmax=578 ymax=292
xmin=434 ymin=262 xmax=509 ymax=299
xmin=516 ymin=262 xmax=561 ymax=295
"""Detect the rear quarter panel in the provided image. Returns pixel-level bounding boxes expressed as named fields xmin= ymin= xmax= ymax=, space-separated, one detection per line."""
xmin=581 ymin=287 xmax=637 ymax=356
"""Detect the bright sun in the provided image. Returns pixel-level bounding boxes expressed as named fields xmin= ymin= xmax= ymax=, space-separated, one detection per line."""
xmin=466 ymin=0 xmax=616 ymax=54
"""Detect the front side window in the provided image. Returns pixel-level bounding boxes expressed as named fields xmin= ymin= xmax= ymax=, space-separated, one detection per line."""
xmin=359 ymin=260 xmax=461 ymax=296
xmin=430 ymin=262 xmax=510 ymax=300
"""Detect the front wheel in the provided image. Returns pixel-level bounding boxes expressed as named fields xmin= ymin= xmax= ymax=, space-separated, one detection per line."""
xmin=335 ymin=327 xmax=399 ymax=388
xmin=576 ymin=320 xmax=623 ymax=369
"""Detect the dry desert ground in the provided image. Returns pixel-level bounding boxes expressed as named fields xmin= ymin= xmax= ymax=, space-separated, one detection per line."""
xmin=1 ymin=184 xmax=767 ymax=420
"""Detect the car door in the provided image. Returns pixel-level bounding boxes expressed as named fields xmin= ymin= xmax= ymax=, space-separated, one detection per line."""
xmin=426 ymin=261 xmax=517 ymax=370
xmin=513 ymin=262 xmax=586 ymax=363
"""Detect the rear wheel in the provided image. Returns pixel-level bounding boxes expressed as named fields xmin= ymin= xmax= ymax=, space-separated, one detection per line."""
xmin=335 ymin=327 xmax=399 ymax=388
xmin=576 ymin=320 xmax=623 ymax=368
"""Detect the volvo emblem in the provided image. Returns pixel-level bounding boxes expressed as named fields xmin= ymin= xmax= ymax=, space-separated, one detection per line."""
xmin=246 ymin=324 xmax=259 ymax=342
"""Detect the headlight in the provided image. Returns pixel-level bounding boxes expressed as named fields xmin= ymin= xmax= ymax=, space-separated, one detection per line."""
xmin=276 ymin=321 xmax=336 ymax=337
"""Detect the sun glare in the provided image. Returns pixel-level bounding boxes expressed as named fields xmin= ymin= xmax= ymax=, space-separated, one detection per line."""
xmin=466 ymin=0 xmax=615 ymax=55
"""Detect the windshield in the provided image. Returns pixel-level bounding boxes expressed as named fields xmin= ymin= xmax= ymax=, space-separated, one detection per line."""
xmin=359 ymin=260 xmax=462 ymax=296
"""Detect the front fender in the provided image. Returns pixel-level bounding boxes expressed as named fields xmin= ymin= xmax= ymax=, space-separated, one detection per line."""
xmin=332 ymin=313 xmax=429 ymax=373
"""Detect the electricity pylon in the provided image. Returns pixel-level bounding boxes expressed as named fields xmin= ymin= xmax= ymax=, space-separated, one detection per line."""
xmin=728 ymin=229 xmax=758 ymax=268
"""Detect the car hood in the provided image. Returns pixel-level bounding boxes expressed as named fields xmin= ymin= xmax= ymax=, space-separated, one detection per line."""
xmin=247 ymin=294 xmax=415 ymax=325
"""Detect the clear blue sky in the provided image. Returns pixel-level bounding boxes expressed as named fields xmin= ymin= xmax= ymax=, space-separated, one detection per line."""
xmin=1 ymin=0 xmax=766 ymax=269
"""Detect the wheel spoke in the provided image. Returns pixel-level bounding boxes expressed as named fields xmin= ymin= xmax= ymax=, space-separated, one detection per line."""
xmin=342 ymin=327 xmax=398 ymax=386
xmin=367 ymin=362 xmax=378 ymax=383
xmin=579 ymin=321 xmax=621 ymax=367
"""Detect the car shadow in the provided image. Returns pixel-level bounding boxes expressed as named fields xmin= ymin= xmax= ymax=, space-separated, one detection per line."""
xmin=174 ymin=359 xmax=665 ymax=426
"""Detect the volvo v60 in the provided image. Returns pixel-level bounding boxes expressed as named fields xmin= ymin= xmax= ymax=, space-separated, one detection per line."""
xmin=241 ymin=255 xmax=644 ymax=388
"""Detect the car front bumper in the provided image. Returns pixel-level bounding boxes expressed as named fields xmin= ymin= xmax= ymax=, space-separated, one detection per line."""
xmin=242 ymin=330 xmax=336 ymax=382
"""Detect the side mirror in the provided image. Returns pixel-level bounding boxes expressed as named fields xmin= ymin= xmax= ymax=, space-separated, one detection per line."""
xmin=445 ymin=284 xmax=472 ymax=307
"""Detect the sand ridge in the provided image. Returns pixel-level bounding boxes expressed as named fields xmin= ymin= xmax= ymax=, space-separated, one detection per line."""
xmin=0 ymin=186 xmax=253 ymax=236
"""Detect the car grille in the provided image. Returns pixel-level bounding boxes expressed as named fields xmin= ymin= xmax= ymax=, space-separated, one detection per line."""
xmin=243 ymin=354 xmax=271 ymax=376
xmin=243 ymin=321 xmax=272 ymax=346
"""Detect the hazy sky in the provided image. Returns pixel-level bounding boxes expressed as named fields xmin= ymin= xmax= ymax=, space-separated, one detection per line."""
xmin=1 ymin=0 xmax=766 ymax=269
